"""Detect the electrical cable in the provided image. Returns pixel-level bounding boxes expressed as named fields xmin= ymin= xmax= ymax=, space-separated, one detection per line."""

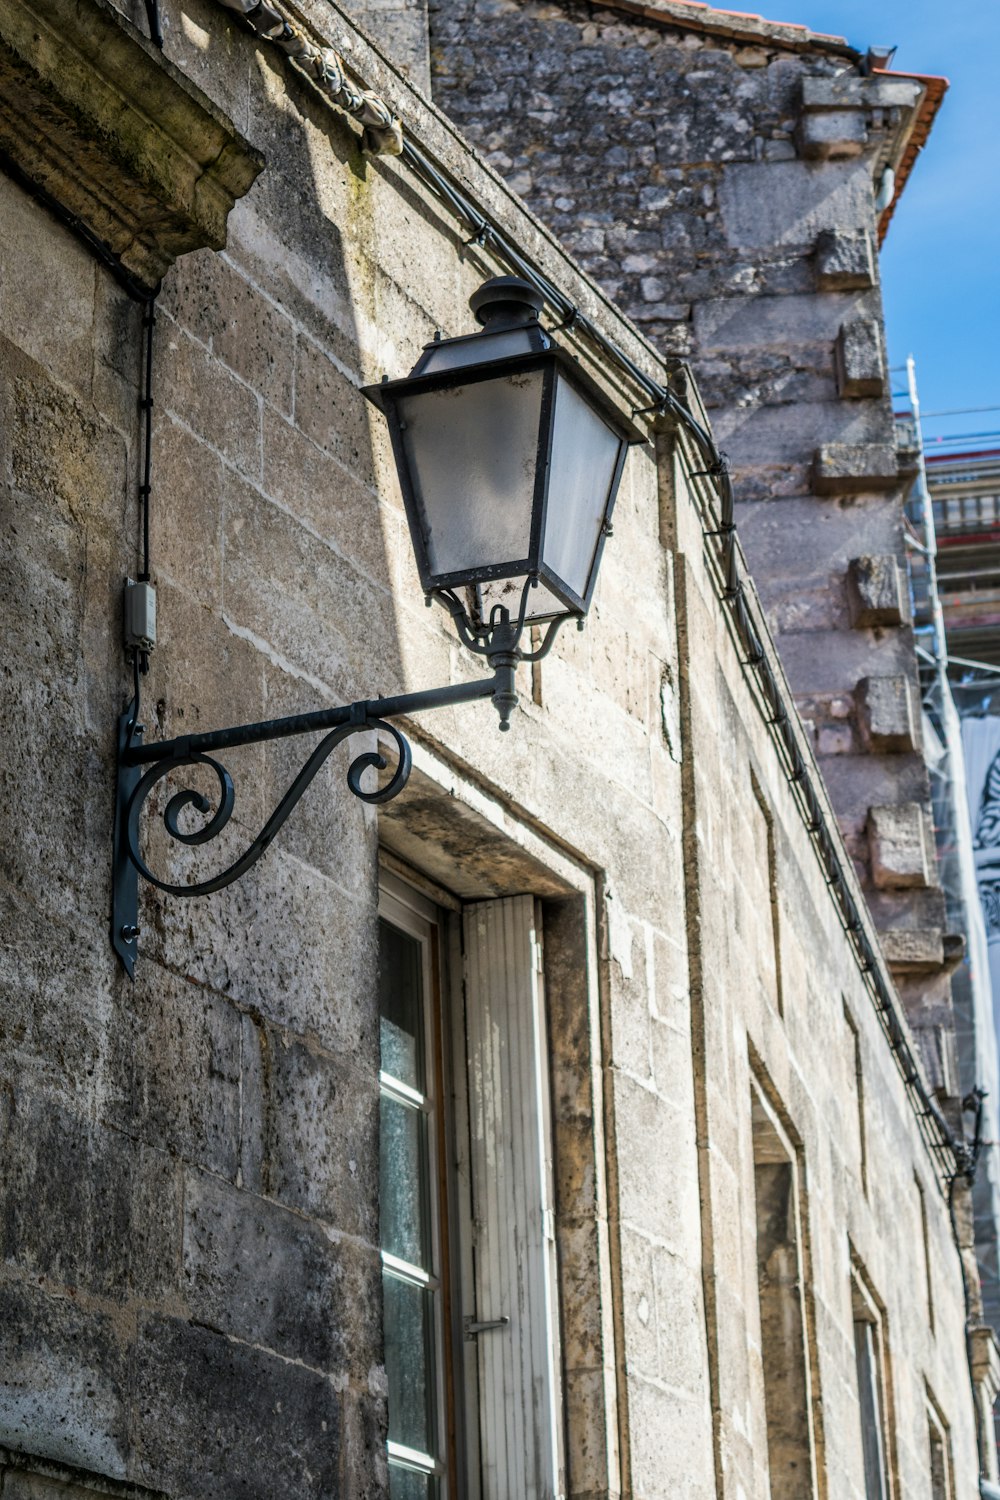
xmin=138 ymin=295 xmax=157 ymax=586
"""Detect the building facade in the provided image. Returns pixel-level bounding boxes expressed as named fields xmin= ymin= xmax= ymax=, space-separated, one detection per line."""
xmin=0 ymin=0 xmax=997 ymax=1497
xmin=426 ymin=0 xmax=961 ymax=1070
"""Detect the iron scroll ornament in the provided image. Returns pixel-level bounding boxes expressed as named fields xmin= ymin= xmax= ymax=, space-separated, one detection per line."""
xmin=112 ymin=593 xmax=567 ymax=976
xmin=123 ymin=714 xmax=413 ymax=899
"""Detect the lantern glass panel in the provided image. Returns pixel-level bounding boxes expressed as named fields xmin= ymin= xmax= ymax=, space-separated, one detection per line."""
xmin=541 ymin=371 xmax=624 ymax=601
xmin=417 ymin=328 xmax=541 ymax=375
xmin=397 ymin=369 xmax=544 ymax=583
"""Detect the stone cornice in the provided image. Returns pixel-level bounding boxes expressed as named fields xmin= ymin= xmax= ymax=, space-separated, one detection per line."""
xmin=0 ymin=0 xmax=263 ymax=290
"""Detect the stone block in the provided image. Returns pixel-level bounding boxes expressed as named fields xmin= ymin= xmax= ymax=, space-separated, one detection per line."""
xmin=801 ymin=76 xmax=866 ymax=110
xmin=880 ymin=929 xmax=944 ymax=973
xmin=814 ymin=229 xmax=876 ymax=290
xmin=797 ymin=110 xmax=868 ymax=161
xmin=102 ymin=969 xmax=243 ymax=1181
xmin=812 ymin=444 xmax=898 ymax=494
xmin=846 ymin=555 xmax=906 ymax=628
xmin=159 ymin=326 xmax=262 ymax=480
xmin=0 ymin=1091 xmax=180 ymax=1302
xmin=835 ymin=318 xmax=885 ymax=398
xmin=132 ymin=1317 xmax=342 ymax=1497
xmin=856 ymin=675 xmax=917 ymax=752
xmin=868 ymin=802 xmax=931 ymax=889
xmin=264 ymin=1034 xmax=380 ymax=1241
xmin=0 ymin=1280 xmax=128 ymax=1478
xmin=181 ymin=1169 xmax=380 ymax=1373
xmin=719 ymin=160 xmax=873 ymax=250
xmin=160 ymin=249 xmax=296 ymax=416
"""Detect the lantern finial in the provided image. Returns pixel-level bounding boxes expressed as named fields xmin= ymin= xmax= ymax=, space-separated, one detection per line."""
xmin=469 ymin=276 xmax=544 ymax=330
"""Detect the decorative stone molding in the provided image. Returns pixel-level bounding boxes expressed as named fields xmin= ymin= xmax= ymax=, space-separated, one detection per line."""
xmin=211 ymin=0 xmax=404 ymax=157
xmin=0 ymin=0 xmax=264 ymax=289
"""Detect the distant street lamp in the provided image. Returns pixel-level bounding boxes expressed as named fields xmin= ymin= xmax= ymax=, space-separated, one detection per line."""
xmin=112 ymin=276 xmax=643 ymax=975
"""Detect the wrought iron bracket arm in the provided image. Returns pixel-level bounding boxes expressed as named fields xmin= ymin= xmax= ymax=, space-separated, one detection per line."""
xmin=112 ymin=668 xmax=504 ymax=978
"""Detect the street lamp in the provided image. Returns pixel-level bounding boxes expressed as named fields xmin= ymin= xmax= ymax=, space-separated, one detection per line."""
xmin=112 ymin=276 xmax=644 ymax=975
xmin=364 ymin=276 xmax=638 ymax=637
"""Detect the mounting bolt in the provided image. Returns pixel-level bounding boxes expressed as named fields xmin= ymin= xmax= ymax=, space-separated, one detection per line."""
xmin=120 ymin=924 xmax=141 ymax=942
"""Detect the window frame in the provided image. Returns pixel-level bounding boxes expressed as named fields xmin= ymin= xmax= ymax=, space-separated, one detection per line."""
xmin=378 ymin=876 xmax=461 ymax=1498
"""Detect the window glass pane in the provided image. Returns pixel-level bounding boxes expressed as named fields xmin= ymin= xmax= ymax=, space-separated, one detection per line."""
xmin=380 ymin=1091 xmax=429 ymax=1267
xmin=383 ymin=1270 xmax=436 ymax=1455
xmin=854 ymin=1319 xmax=888 ymax=1500
xmin=380 ymin=922 xmax=424 ymax=1091
xmin=389 ymin=1464 xmax=436 ymax=1500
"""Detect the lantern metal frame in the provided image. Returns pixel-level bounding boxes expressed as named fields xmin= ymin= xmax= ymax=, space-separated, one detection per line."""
xmin=111 ymin=278 xmax=645 ymax=977
xmin=363 ymin=342 xmax=642 ymax=621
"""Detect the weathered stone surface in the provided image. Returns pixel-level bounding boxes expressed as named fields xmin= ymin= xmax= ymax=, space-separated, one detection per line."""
xmin=846 ymin=554 xmax=906 ymax=627
xmin=814 ymin=228 xmax=876 ymax=290
xmin=0 ymin=1445 xmax=166 ymax=1499
xmin=0 ymin=1091 xmax=180 ymax=1301
xmin=0 ymin=1281 xmax=128 ymax=1478
xmin=132 ymin=1318 xmax=343 ymax=1498
xmin=812 ymin=442 xmax=899 ymax=493
xmin=102 ymin=968 xmax=243 ymax=1182
xmin=880 ymin=927 xmax=945 ymax=971
xmin=0 ymin=0 xmax=263 ymax=288
xmin=856 ymin=675 xmax=917 ymax=753
xmin=181 ymin=1168 xmax=380 ymax=1372
xmin=836 ymin=318 xmax=885 ymax=398
xmin=868 ymin=802 xmax=932 ymax=889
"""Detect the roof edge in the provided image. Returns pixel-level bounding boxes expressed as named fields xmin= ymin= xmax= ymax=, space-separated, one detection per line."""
xmin=582 ymin=0 xmax=860 ymax=57
xmin=877 ymin=70 xmax=948 ymax=244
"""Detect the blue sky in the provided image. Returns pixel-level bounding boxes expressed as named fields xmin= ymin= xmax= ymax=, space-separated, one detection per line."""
xmin=776 ymin=2 xmax=999 ymax=449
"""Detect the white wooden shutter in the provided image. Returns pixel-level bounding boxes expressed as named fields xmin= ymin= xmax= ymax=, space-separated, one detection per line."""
xmin=462 ymin=896 xmax=564 ymax=1500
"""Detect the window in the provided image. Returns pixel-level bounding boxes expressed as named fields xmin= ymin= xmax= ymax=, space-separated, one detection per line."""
xmin=378 ymin=884 xmax=450 ymax=1497
xmin=378 ymin=878 xmax=564 ymax=1499
xmin=749 ymin=1080 xmax=819 ymax=1499
xmin=851 ymin=1271 xmax=894 ymax=1500
xmin=927 ymin=1390 xmax=953 ymax=1500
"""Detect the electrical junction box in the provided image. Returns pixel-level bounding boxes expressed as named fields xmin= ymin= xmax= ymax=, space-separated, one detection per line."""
xmin=124 ymin=578 xmax=157 ymax=653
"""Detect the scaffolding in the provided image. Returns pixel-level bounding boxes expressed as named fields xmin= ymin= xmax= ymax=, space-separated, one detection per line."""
xmin=897 ymin=359 xmax=1000 ymax=1328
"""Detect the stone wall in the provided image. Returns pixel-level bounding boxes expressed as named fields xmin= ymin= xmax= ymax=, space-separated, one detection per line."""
xmin=426 ymin=0 xmax=956 ymax=1060
xmin=0 ymin=0 xmax=987 ymax=1495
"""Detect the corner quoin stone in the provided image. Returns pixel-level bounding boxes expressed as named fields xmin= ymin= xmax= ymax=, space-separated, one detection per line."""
xmin=846 ymin=555 xmax=906 ymax=628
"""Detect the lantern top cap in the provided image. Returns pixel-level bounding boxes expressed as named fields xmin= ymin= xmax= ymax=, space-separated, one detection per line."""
xmin=469 ymin=276 xmax=545 ymax=330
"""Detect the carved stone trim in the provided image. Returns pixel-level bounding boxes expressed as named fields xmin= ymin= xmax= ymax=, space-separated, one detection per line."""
xmin=0 ymin=0 xmax=264 ymax=290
